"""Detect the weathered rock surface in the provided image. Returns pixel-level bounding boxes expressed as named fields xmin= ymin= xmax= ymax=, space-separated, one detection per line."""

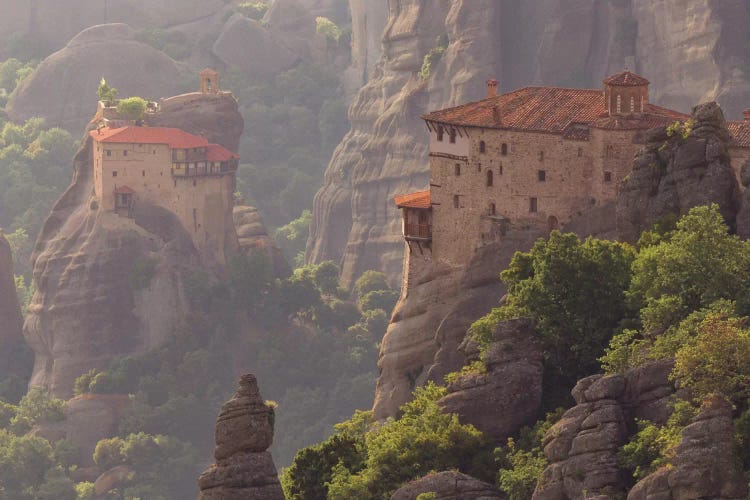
xmin=438 ymin=318 xmax=544 ymax=441
xmin=390 ymin=471 xmax=504 ymax=500
xmin=309 ymin=0 xmax=750 ymax=287
xmin=345 ymin=0 xmax=388 ymax=96
xmin=233 ymin=206 xmax=291 ymax=279
xmin=198 ymin=374 xmax=284 ymax=500
xmin=736 ymin=159 xmax=750 ymax=239
xmin=373 ymin=229 xmax=542 ymax=420
xmin=6 ymin=24 xmax=188 ymax=133
xmin=0 ymin=0 xmax=228 ymax=50
xmin=533 ymin=360 xmax=677 ymax=499
xmin=628 ymin=396 xmax=747 ymax=500
xmin=24 ymin=92 xmax=243 ymax=398
xmin=616 ymin=101 xmax=740 ymax=242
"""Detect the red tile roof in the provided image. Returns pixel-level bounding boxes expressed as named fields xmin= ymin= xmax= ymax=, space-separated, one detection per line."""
xmin=395 ymin=190 xmax=431 ymax=209
xmin=90 ymin=126 xmax=210 ymax=149
xmin=422 ymin=86 xmax=693 ymax=135
xmin=206 ymin=143 xmax=239 ymax=162
xmin=603 ymin=70 xmax=650 ymax=87
xmin=727 ymin=121 xmax=750 ymax=147
xmin=114 ymin=185 xmax=135 ymax=194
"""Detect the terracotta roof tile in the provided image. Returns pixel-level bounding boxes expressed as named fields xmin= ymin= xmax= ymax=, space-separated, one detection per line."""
xmin=728 ymin=121 xmax=750 ymax=147
xmin=603 ymin=70 xmax=650 ymax=86
xmin=90 ymin=126 xmax=210 ymax=149
xmin=395 ymin=190 xmax=430 ymax=209
xmin=206 ymin=143 xmax=239 ymax=161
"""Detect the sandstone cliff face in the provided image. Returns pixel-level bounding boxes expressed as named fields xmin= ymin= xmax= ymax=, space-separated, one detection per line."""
xmin=198 ymin=374 xmax=285 ymax=500
xmin=233 ymin=205 xmax=291 ymax=279
xmin=7 ymin=24 xmax=188 ymax=133
xmin=24 ymin=93 xmax=243 ymax=399
xmin=310 ymin=0 xmax=750 ymax=288
xmin=616 ymin=101 xmax=740 ymax=242
xmin=533 ymin=360 xmax=676 ymax=499
xmin=372 ymin=230 xmax=542 ymax=420
xmin=438 ymin=318 xmax=544 ymax=442
xmin=628 ymin=396 xmax=747 ymax=500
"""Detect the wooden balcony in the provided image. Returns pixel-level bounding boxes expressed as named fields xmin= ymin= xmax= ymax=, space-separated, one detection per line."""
xmin=404 ymin=223 xmax=432 ymax=241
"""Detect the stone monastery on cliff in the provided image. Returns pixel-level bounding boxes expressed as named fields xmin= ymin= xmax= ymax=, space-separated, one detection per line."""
xmin=89 ymin=69 xmax=239 ymax=257
xmin=396 ymin=70 xmax=750 ymax=271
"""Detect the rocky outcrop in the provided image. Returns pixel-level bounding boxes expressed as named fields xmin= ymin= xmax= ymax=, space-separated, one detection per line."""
xmin=533 ymin=360 xmax=676 ymax=500
xmin=233 ymin=205 xmax=291 ymax=279
xmin=198 ymin=374 xmax=284 ymax=500
xmin=628 ymin=396 xmax=747 ymax=500
xmin=310 ymin=0 xmax=750 ymax=287
xmin=24 ymin=92 xmax=243 ymax=398
xmin=390 ymin=471 xmax=504 ymax=500
xmin=438 ymin=318 xmax=544 ymax=441
xmin=373 ymin=229 xmax=542 ymax=420
xmin=6 ymin=24 xmax=188 ymax=133
xmin=616 ymin=101 xmax=740 ymax=242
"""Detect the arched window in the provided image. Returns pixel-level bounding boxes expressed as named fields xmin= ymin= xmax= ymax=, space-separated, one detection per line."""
xmin=630 ymin=96 xmax=635 ymax=112
xmin=453 ymin=195 xmax=460 ymax=208
xmin=479 ymin=141 xmax=486 ymax=153
xmin=489 ymin=203 xmax=496 ymax=216
xmin=449 ymin=129 xmax=457 ymax=144
xmin=501 ymin=143 xmax=508 ymax=156
xmin=486 ymin=169 xmax=494 ymax=187
xmin=578 ymin=147 xmax=583 ymax=157
xmin=616 ymin=94 xmax=622 ymax=114
xmin=455 ymin=164 xmax=461 ymax=176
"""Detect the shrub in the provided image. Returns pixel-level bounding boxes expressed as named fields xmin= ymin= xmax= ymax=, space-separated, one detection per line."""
xmin=316 ymin=17 xmax=342 ymax=41
xmin=97 ymin=78 xmax=118 ymax=105
xmin=116 ymin=96 xmax=148 ymax=121
xmin=419 ymin=35 xmax=449 ymax=80
xmin=10 ymin=387 xmax=65 ymax=433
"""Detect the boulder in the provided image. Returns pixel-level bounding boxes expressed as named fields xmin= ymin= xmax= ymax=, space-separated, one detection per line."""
xmin=628 ymin=396 xmax=747 ymax=500
xmin=390 ymin=471 xmax=504 ymax=500
xmin=6 ymin=23 xmax=188 ymax=133
xmin=438 ymin=318 xmax=544 ymax=441
xmin=198 ymin=375 xmax=284 ymax=500
xmin=616 ymin=102 xmax=740 ymax=242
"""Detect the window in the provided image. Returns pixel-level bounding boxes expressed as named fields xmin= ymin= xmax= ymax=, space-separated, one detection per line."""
xmin=486 ymin=169 xmax=494 ymax=187
xmin=489 ymin=203 xmax=496 ymax=216
xmin=616 ymin=94 xmax=621 ymax=113
xmin=453 ymin=195 xmax=460 ymax=208
xmin=499 ymin=164 xmax=503 ymax=175
xmin=606 ymin=145 xmax=615 ymax=159
xmin=142 ymin=170 xmax=145 ymax=177
xmin=501 ymin=143 xmax=508 ymax=156
xmin=479 ymin=141 xmax=486 ymax=153
xmin=539 ymin=150 xmax=544 ymax=161
xmin=173 ymin=179 xmax=177 ymax=187
xmin=604 ymin=171 xmax=613 ymax=182
xmin=106 ymin=150 xmax=112 ymax=157
xmin=538 ymin=170 xmax=546 ymax=182
xmin=477 ymin=163 xmax=482 ymax=172
xmin=449 ymin=129 xmax=456 ymax=144
xmin=630 ymin=96 xmax=635 ymax=112
xmin=112 ymin=171 xmax=117 ymax=177
xmin=437 ymin=127 xmax=444 ymax=142
xmin=153 ymin=150 xmax=156 ymax=155
xmin=193 ymin=179 xmax=197 ymax=187
xmin=123 ymin=150 xmax=128 ymax=157
xmin=455 ymin=164 xmax=461 ymax=176
xmin=530 ymin=197 xmax=538 ymax=213
xmin=578 ymin=147 xmax=583 ymax=157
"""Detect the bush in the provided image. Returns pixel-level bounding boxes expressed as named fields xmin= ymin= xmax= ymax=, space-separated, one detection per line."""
xmin=117 ymin=96 xmax=148 ymax=121
xmin=316 ymin=17 xmax=342 ymax=41
xmin=10 ymin=387 xmax=65 ymax=433
xmin=419 ymin=35 xmax=449 ymax=80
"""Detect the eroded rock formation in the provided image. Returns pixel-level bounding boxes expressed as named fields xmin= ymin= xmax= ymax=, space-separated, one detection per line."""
xmin=198 ymin=374 xmax=284 ymax=500
xmin=390 ymin=471 xmax=503 ymax=500
xmin=6 ymin=24 xmax=188 ymax=133
xmin=438 ymin=318 xmax=544 ymax=441
xmin=373 ymin=229 xmax=542 ymax=420
xmin=628 ymin=396 xmax=747 ymax=500
xmin=616 ymin=101 xmax=741 ymax=242
xmin=24 ymin=92 xmax=243 ymax=398
xmin=533 ymin=360 xmax=676 ymax=499
xmin=233 ymin=205 xmax=291 ymax=279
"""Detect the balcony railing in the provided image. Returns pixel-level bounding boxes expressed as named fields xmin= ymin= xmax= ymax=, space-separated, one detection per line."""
xmin=405 ymin=223 xmax=432 ymax=241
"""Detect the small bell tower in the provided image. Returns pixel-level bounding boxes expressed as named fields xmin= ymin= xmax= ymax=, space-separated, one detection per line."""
xmin=200 ymin=68 xmax=220 ymax=94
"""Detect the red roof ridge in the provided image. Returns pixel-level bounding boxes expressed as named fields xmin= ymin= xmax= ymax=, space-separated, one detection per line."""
xmin=603 ymin=70 xmax=650 ymax=87
xmin=395 ymin=190 xmax=431 ymax=209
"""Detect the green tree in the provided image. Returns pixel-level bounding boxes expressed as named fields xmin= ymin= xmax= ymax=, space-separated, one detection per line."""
xmin=97 ymin=78 xmax=118 ymax=105
xmin=116 ymin=97 xmax=148 ymax=121
xmin=10 ymin=388 xmax=65 ymax=434
xmin=354 ymin=271 xmax=390 ymax=298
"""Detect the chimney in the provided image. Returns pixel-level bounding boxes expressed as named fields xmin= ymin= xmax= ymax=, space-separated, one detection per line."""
xmin=744 ymin=109 xmax=750 ymax=122
xmin=486 ymin=79 xmax=499 ymax=99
